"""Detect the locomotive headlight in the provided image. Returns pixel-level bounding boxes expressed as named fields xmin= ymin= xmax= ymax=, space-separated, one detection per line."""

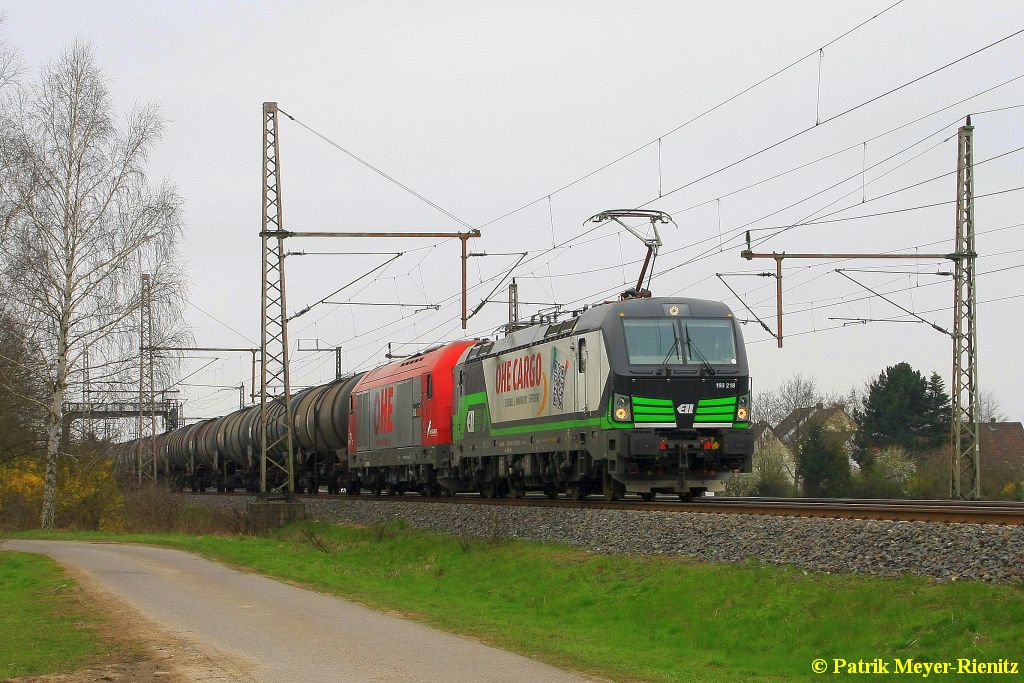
xmin=612 ymin=394 xmax=632 ymax=422
xmin=736 ymin=394 xmax=750 ymax=421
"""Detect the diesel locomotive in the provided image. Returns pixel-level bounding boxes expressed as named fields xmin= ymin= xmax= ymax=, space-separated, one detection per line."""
xmin=118 ymin=296 xmax=754 ymax=500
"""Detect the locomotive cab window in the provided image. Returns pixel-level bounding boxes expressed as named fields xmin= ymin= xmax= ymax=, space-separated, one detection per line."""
xmin=623 ymin=318 xmax=737 ymax=366
xmin=623 ymin=319 xmax=680 ymax=365
xmin=683 ymin=318 xmax=737 ymax=365
xmin=577 ymin=338 xmax=587 ymax=373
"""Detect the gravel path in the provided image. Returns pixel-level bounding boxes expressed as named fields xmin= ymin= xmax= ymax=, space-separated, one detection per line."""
xmin=191 ymin=495 xmax=1024 ymax=583
xmin=5 ymin=540 xmax=589 ymax=683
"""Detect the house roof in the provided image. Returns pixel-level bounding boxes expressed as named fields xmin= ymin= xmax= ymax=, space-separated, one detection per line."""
xmin=753 ymin=421 xmax=782 ymax=444
xmin=980 ymin=421 xmax=1024 ymax=481
xmin=776 ymin=404 xmax=856 ymax=446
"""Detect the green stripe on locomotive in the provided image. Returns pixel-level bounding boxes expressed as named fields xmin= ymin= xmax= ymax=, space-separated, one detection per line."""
xmin=453 ymin=391 xmax=637 ymax=441
xmin=455 ymin=391 xmax=749 ymax=436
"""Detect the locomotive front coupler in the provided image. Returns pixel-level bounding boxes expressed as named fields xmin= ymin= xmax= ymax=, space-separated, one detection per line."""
xmin=627 ymin=430 xmax=719 ymax=456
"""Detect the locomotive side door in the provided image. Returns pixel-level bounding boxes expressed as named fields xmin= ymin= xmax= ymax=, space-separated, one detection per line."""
xmin=410 ymin=375 xmax=422 ymax=446
xmin=574 ymin=334 xmax=589 ymax=415
xmin=573 ymin=330 xmax=605 ymax=417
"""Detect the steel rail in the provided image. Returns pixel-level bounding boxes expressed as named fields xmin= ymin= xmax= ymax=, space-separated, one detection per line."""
xmin=195 ymin=492 xmax=1024 ymax=525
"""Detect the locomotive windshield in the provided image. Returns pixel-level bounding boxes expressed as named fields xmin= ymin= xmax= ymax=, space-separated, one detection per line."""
xmin=622 ymin=317 xmax=737 ymax=366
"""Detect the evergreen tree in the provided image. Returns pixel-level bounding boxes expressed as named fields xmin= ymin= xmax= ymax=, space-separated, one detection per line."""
xmin=853 ymin=362 xmax=934 ymax=461
xmin=922 ymin=372 xmax=951 ymax=450
xmin=797 ymin=423 xmax=850 ymax=497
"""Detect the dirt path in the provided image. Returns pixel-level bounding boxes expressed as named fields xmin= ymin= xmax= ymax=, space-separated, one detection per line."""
xmin=4 ymin=540 xmax=589 ymax=683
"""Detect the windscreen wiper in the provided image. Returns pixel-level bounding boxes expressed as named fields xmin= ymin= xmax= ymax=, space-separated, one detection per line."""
xmin=658 ymin=335 xmax=681 ymax=374
xmin=684 ymin=332 xmax=716 ymax=376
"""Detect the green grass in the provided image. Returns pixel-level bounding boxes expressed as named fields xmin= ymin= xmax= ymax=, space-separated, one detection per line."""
xmin=0 ymin=550 xmax=111 ymax=678
xmin=11 ymin=523 xmax=1024 ymax=682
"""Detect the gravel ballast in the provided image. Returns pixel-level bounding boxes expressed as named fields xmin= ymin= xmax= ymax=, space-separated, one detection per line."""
xmin=187 ymin=495 xmax=1024 ymax=584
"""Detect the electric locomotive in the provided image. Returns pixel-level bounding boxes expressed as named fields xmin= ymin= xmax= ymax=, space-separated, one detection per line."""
xmin=451 ymin=296 xmax=754 ymax=500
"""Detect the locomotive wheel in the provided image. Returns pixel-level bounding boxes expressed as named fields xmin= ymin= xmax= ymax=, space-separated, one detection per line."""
xmin=372 ymin=482 xmax=383 ymax=496
xmin=566 ymin=484 xmax=585 ymax=501
xmin=441 ymin=487 xmax=455 ymax=497
xmin=678 ymin=492 xmax=693 ymax=502
xmin=640 ymin=491 xmax=656 ymax=502
xmin=543 ymin=485 xmax=558 ymax=500
xmin=510 ymin=485 xmax=525 ymax=499
xmin=480 ymin=479 xmax=498 ymax=499
xmin=603 ymin=479 xmax=623 ymax=502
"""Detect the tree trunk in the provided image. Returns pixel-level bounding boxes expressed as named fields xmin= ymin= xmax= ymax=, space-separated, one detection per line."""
xmin=40 ymin=305 xmax=72 ymax=529
xmin=40 ymin=372 xmax=66 ymax=528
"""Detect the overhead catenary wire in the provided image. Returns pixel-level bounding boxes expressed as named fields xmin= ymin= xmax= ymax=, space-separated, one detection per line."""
xmin=746 ymin=143 xmax=1024 ymax=247
xmin=289 ymin=254 xmax=403 ymax=321
xmin=465 ymin=82 xmax=1024 ymax=308
xmin=748 ymin=292 xmax=1024 ymax=345
xmin=730 ymin=222 xmax=1024 ymax=308
xmin=574 ymin=170 xmax=1024 ymax=310
xmin=339 ymin=160 xmax=1023 ymax=374
xmin=600 ymin=76 xmax=1024 ymax=239
xmin=836 ymin=269 xmax=952 ymax=336
xmin=475 ymin=90 xmax=1024 ymax=290
xmin=186 ymin=300 xmax=257 ymax=345
xmin=749 ymin=261 xmax=1024 ymax=322
xmin=747 ymin=184 xmax=1024 ymax=235
xmin=253 ymin=29 xmax=1024 ymax=382
xmin=632 ymin=27 xmax=1024 ymax=211
xmin=278 ymin=108 xmax=475 ymax=230
xmin=476 ymin=0 xmax=909 ymax=230
xmin=387 ymin=126 xmax=1019 ymax=374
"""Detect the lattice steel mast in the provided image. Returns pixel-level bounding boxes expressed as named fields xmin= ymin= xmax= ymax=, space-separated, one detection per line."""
xmin=256 ymin=102 xmax=479 ymax=500
xmin=951 ymin=117 xmax=980 ymax=500
xmin=740 ymin=117 xmax=980 ymax=500
xmin=260 ymin=102 xmax=295 ymax=498
xmin=137 ymin=273 xmax=157 ymax=482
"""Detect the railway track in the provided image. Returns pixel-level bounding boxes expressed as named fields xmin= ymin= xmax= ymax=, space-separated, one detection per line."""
xmin=198 ymin=491 xmax=1024 ymax=525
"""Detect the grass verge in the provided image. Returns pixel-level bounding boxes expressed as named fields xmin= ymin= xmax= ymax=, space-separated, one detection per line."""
xmin=10 ymin=522 xmax=1024 ymax=682
xmin=0 ymin=550 xmax=111 ymax=679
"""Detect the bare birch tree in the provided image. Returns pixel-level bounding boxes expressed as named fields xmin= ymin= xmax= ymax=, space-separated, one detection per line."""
xmin=0 ymin=41 xmax=186 ymax=527
xmin=752 ymin=373 xmax=827 ymax=426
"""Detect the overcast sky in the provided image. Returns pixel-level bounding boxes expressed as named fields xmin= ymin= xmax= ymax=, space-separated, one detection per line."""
xmin=9 ymin=1 xmax=1024 ymax=422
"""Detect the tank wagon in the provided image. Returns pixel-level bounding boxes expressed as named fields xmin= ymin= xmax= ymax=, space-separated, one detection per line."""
xmin=119 ymin=296 xmax=753 ymax=499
